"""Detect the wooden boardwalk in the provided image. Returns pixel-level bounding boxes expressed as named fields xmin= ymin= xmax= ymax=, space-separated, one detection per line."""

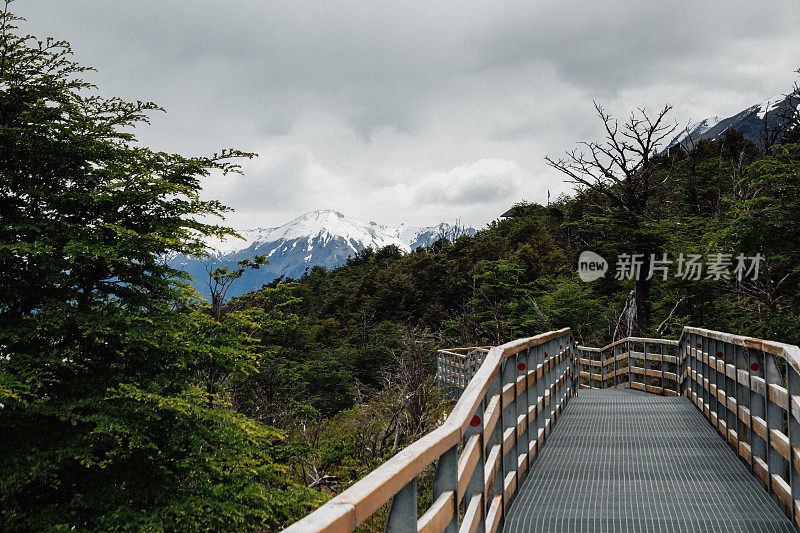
xmin=503 ymin=389 xmax=794 ymax=532
xmin=286 ymin=329 xmax=800 ymax=533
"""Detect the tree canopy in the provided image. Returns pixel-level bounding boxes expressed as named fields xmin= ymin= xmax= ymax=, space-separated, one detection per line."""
xmin=0 ymin=3 xmax=316 ymax=530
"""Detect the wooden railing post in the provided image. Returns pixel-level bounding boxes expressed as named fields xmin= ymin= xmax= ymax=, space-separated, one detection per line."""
xmin=734 ymin=344 xmax=750 ymax=462
xmin=571 ymin=336 xmax=579 ymax=396
xmin=546 ymin=339 xmax=555 ymax=435
xmin=701 ymin=335 xmax=711 ymax=421
xmin=517 ymin=348 xmax=531 ymax=485
xmin=683 ymin=336 xmax=692 ymax=398
xmin=627 ymin=339 xmax=633 ymax=389
xmin=384 ymin=477 xmax=417 ymax=533
xmin=639 ymin=341 xmax=646 ymax=392
xmin=714 ymin=338 xmax=726 ymax=438
xmin=748 ymin=347 xmax=768 ymax=488
xmin=723 ymin=341 xmax=737 ymax=452
xmin=533 ymin=344 xmax=546 ymax=445
xmin=708 ymin=337 xmax=721 ymax=432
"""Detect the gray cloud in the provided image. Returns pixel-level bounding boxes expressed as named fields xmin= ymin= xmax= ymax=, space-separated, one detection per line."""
xmin=13 ymin=0 xmax=800 ymax=228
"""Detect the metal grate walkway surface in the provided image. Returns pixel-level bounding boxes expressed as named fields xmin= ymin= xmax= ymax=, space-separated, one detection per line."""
xmin=503 ymin=389 xmax=795 ymax=533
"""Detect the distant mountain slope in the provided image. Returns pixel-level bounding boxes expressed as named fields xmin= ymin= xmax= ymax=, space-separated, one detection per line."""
xmin=171 ymin=210 xmax=476 ymax=300
xmin=666 ymin=93 xmax=798 ymax=151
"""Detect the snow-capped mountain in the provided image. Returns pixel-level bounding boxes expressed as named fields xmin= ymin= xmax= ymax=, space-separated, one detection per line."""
xmin=666 ymin=93 xmax=798 ymax=151
xmin=171 ymin=210 xmax=476 ymax=300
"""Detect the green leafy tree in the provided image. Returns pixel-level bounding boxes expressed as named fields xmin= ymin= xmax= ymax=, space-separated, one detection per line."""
xmin=0 ymin=4 xmax=315 ymax=530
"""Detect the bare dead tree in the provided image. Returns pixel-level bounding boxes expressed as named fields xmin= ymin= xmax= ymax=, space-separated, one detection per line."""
xmin=775 ymin=69 xmax=800 ymax=145
xmin=546 ymin=102 xmax=676 ymax=211
xmin=546 ymin=102 xmax=677 ymax=337
xmin=655 ymin=296 xmax=688 ymax=337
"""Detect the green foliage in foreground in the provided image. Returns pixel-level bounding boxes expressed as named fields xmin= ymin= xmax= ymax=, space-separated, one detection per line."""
xmin=0 ymin=4 xmax=317 ymax=531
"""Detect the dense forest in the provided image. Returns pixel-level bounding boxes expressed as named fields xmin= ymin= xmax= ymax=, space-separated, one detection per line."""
xmin=2 ymin=2 xmax=800 ymax=531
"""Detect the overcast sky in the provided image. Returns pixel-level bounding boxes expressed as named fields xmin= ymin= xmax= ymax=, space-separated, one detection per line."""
xmin=14 ymin=1 xmax=800 ymax=230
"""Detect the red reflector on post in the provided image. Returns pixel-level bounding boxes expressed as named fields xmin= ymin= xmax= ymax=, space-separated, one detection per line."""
xmin=517 ymin=362 xmax=526 ymax=371
xmin=470 ymin=415 xmax=481 ymax=427
xmin=751 ymin=363 xmax=760 ymax=372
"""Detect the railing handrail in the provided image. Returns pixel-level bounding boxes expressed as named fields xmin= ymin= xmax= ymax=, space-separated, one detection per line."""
xmin=681 ymin=326 xmax=800 ymax=375
xmin=284 ymin=327 xmax=571 ymax=532
xmin=437 ymin=346 xmax=492 ymax=359
xmin=577 ymin=335 xmax=680 ymax=353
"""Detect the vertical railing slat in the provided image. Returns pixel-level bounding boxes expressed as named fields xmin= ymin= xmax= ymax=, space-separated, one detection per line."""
xmin=384 ymin=477 xmax=417 ymax=533
xmin=432 ymin=445 xmax=458 ymax=533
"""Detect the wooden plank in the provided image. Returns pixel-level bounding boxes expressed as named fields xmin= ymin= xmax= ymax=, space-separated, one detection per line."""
xmin=417 ymin=491 xmax=455 ymax=533
xmin=645 ymin=384 xmax=662 ymax=395
xmin=503 ymin=471 xmax=517 ymax=502
xmin=459 ymin=493 xmax=482 ymax=533
xmin=791 ymin=394 xmax=800 ymax=425
xmin=486 ymin=494 xmax=503 ymax=533
xmin=795 ymin=499 xmax=800 ymax=531
xmin=502 ymin=427 xmax=515 ymax=458
xmin=457 ymin=434 xmax=480 ymax=503
xmin=754 ymin=456 xmax=770 ymax=486
xmin=516 ymin=413 xmax=527 ymax=436
xmin=740 ymin=440 xmax=753 ymax=465
xmin=768 ymin=383 xmax=789 ymax=411
xmin=770 ymin=428 xmax=790 ymax=462
xmin=728 ymin=428 xmax=737 ymax=447
xmin=645 ymin=368 xmax=662 ymax=379
xmin=502 ymin=382 xmax=515 ymax=406
xmin=484 ymin=444 xmax=501 ymax=495
xmin=772 ymin=474 xmax=791 ymax=510
xmin=752 ymin=415 xmax=768 ymax=442
xmin=483 ymin=395 xmax=501 ymax=449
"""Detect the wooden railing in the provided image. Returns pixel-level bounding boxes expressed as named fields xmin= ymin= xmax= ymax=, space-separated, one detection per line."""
xmin=436 ymin=347 xmax=491 ymax=399
xmin=284 ymin=325 xmax=800 ymax=531
xmin=284 ymin=328 xmax=576 ymax=532
xmin=682 ymin=327 xmax=800 ymax=528
xmin=576 ymin=337 xmax=682 ymax=395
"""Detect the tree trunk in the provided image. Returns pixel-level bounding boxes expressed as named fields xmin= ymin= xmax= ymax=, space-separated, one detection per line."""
xmin=634 ymin=269 xmax=652 ymax=337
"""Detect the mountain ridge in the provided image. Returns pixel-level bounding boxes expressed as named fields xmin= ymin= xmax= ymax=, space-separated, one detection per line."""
xmin=172 ymin=209 xmax=477 ymax=300
xmin=666 ymin=93 xmax=798 ymax=150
